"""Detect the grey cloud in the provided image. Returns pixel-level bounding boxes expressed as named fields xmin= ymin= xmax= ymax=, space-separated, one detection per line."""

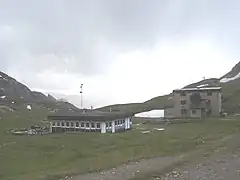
xmin=0 ymin=0 xmax=240 ymax=78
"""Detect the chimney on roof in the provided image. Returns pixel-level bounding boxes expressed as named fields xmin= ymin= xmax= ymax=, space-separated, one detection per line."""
xmin=90 ymin=106 xmax=93 ymax=110
xmin=109 ymin=108 xmax=112 ymax=112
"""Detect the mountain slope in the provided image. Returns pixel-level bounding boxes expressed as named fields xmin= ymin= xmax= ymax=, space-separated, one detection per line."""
xmin=220 ymin=61 xmax=240 ymax=82
xmin=98 ymin=61 xmax=240 ymax=115
xmin=0 ymin=71 xmax=78 ymax=113
xmin=96 ymin=94 xmax=173 ymax=114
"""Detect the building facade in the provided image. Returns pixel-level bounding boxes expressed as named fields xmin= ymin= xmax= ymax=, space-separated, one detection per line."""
xmin=48 ymin=111 xmax=133 ymax=134
xmin=164 ymin=87 xmax=222 ymax=118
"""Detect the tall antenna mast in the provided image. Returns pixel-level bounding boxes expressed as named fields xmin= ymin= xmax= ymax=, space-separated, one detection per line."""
xmin=80 ymin=84 xmax=83 ymax=109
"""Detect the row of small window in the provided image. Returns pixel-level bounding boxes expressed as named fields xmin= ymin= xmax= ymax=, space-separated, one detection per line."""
xmin=115 ymin=119 xmax=125 ymax=125
xmin=52 ymin=121 xmax=101 ymax=128
xmin=180 ymin=100 xmax=211 ymax=105
xmin=180 ymin=91 xmax=213 ymax=96
xmin=106 ymin=119 xmax=126 ymax=128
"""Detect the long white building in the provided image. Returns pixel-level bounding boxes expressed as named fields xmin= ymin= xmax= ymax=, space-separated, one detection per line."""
xmin=48 ymin=110 xmax=133 ymax=134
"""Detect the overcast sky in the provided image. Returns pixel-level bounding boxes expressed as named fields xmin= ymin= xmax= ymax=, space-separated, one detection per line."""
xmin=0 ymin=0 xmax=239 ymax=108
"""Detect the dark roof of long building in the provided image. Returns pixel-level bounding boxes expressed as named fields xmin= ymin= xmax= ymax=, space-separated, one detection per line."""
xmin=47 ymin=110 xmax=134 ymax=121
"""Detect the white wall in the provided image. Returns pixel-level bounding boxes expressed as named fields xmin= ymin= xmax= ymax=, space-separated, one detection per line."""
xmin=101 ymin=122 xmax=106 ymax=133
xmin=125 ymin=117 xmax=130 ymax=129
xmin=111 ymin=120 xmax=115 ymax=133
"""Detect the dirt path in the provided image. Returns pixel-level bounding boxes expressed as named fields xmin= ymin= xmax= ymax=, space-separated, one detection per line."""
xmin=69 ymin=134 xmax=240 ymax=180
xmin=156 ymin=148 xmax=240 ymax=180
xmin=70 ymin=156 xmax=181 ymax=180
xmin=145 ymin=134 xmax=240 ymax=180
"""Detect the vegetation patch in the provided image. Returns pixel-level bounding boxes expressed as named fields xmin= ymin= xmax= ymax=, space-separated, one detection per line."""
xmin=1 ymin=111 xmax=240 ymax=180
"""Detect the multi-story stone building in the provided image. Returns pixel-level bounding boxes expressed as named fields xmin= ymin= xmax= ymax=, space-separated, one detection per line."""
xmin=164 ymin=87 xmax=222 ymax=118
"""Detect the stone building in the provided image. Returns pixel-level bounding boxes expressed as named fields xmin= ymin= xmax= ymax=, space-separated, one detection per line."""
xmin=164 ymin=87 xmax=222 ymax=118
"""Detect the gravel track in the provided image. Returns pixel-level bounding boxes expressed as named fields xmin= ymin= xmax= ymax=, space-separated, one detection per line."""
xmin=156 ymin=150 xmax=240 ymax=180
xmin=71 ymin=156 xmax=181 ymax=180
xmin=69 ymin=134 xmax=240 ymax=180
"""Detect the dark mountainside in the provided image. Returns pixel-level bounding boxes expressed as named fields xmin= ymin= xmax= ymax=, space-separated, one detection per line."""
xmin=0 ymin=71 xmax=79 ymax=113
xmin=97 ymin=61 xmax=240 ymax=114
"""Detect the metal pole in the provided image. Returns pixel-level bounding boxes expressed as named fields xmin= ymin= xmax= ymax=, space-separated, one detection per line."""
xmin=80 ymin=84 xmax=83 ymax=109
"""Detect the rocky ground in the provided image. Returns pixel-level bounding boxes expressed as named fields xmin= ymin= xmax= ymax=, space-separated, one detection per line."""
xmin=156 ymin=149 xmax=240 ymax=180
xmin=70 ymin=156 xmax=181 ymax=180
xmin=151 ymin=134 xmax=240 ymax=180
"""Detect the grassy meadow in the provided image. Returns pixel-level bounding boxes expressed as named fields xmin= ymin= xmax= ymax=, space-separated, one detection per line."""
xmin=1 ymin=110 xmax=240 ymax=180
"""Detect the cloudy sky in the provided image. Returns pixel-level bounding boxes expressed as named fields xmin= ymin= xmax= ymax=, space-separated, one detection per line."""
xmin=0 ymin=0 xmax=239 ymax=108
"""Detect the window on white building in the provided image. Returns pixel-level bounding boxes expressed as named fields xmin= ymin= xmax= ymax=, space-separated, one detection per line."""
xmin=66 ymin=122 xmax=70 ymax=127
xmin=97 ymin=123 xmax=100 ymax=128
xmin=109 ymin=122 xmax=112 ymax=127
xmin=76 ymin=122 xmax=79 ymax=127
xmin=86 ymin=123 xmax=89 ymax=128
xmin=91 ymin=123 xmax=95 ymax=128
xmin=115 ymin=121 xmax=117 ymax=125
xmin=81 ymin=122 xmax=84 ymax=127
xmin=61 ymin=122 xmax=64 ymax=126
xmin=52 ymin=121 xmax=56 ymax=126
xmin=70 ymin=122 xmax=74 ymax=127
xmin=57 ymin=121 xmax=60 ymax=126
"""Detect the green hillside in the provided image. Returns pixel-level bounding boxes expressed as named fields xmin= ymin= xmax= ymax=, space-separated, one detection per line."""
xmin=96 ymin=94 xmax=173 ymax=114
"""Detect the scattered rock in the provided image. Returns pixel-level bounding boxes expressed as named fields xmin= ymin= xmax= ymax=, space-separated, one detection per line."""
xmin=27 ymin=105 xmax=32 ymax=110
xmin=141 ymin=130 xmax=150 ymax=134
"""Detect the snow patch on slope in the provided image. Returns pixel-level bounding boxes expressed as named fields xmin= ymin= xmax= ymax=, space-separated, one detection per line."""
xmin=135 ymin=110 xmax=164 ymax=118
xmin=197 ymin=84 xmax=209 ymax=88
xmin=220 ymin=72 xmax=240 ymax=83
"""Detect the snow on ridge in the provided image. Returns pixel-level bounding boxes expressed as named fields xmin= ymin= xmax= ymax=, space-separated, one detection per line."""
xmin=0 ymin=96 xmax=6 ymax=99
xmin=220 ymin=72 xmax=240 ymax=83
xmin=197 ymin=84 xmax=209 ymax=88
